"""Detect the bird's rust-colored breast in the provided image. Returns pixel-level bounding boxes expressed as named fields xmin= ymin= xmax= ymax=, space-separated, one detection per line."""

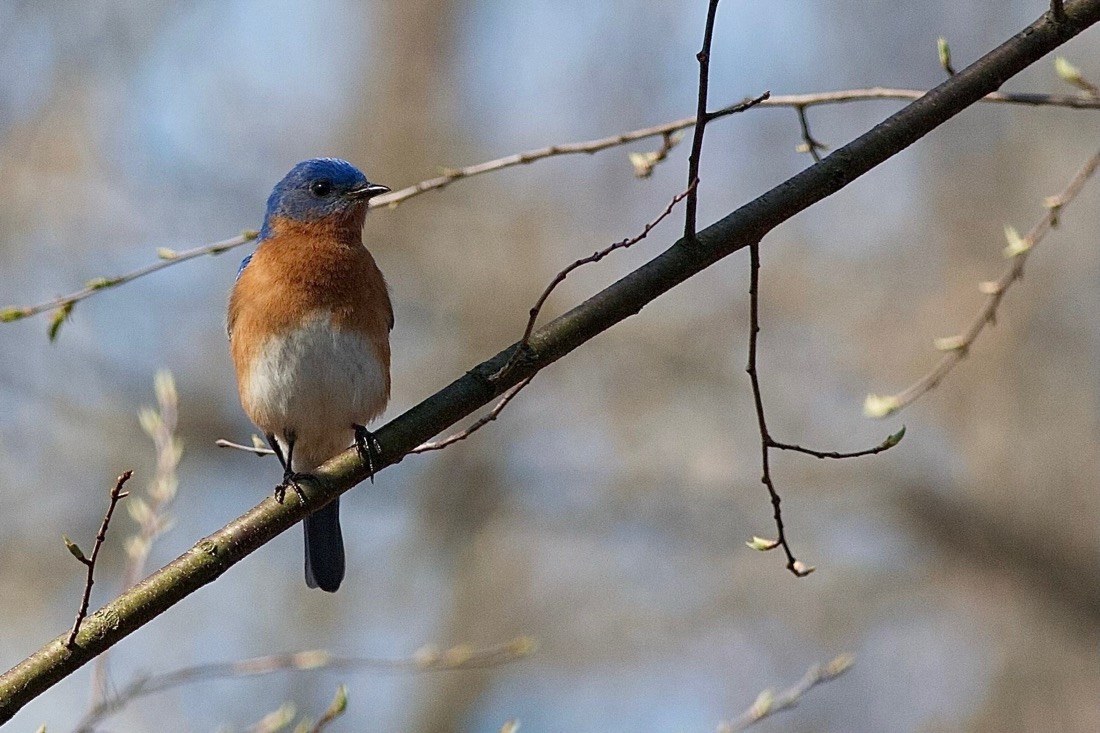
xmin=228 ymin=216 xmax=393 ymax=410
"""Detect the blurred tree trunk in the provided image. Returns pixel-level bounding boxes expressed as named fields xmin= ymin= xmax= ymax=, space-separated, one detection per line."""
xmin=342 ymin=3 xmax=514 ymax=731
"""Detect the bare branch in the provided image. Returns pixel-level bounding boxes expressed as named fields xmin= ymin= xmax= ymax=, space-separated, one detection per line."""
xmin=72 ymin=637 xmax=535 ymax=733
xmin=216 ymin=437 xmax=275 ymax=455
xmin=744 ymin=243 xmax=812 ymax=577
xmin=771 ymin=426 xmax=905 ymax=460
xmin=718 ymin=654 xmax=854 ymax=731
xmin=684 ymin=0 xmax=722 ymax=240
xmin=495 ymin=183 xmax=696 ymax=381
xmin=745 ymin=237 xmax=902 ymax=576
xmin=865 ymin=146 xmax=1100 ymax=417
xmin=66 ymin=471 xmax=133 ymax=648
xmin=794 ymin=105 xmax=827 ymax=162
xmin=0 ymin=233 xmax=256 ymax=333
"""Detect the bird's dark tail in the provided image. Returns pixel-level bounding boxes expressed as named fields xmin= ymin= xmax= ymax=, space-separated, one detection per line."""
xmin=304 ymin=497 xmax=345 ymax=592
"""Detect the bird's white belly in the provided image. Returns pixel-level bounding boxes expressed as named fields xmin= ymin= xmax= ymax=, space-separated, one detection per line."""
xmin=246 ymin=313 xmax=387 ymax=470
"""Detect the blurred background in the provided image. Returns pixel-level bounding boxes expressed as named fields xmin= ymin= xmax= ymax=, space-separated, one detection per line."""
xmin=0 ymin=1 xmax=1097 ymax=731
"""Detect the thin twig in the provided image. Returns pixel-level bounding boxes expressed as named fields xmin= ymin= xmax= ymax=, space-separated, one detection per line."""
xmin=683 ymin=0 xmax=722 ymax=240
xmin=762 ymin=87 xmax=1100 ymax=109
xmin=309 ymin=685 xmax=348 ymax=733
xmin=746 ymin=243 xmax=904 ymax=574
xmin=412 ymin=375 xmax=536 ymax=453
xmin=0 ymin=233 xmax=255 ymax=328
xmin=71 ymin=637 xmax=535 ymax=733
xmin=717 ymin=654 xmax=854 ymax=732
xmin=1 ymin=87 xmax=1091 ymax=328
xmin=90 ymin=373 xmax=182 ymax=704
xmin=494 ymin=183 xmax=697 ymax=382
xmin=744 ymin=243 xmax=811 ymax=577
xmin=794 ymin=105 xmax=827 ymax=163
xmin=771 ymin=426 xmax=905 ymax=459
xmin=66 ymin=471 xmax=133 ymax=649
xmin=865 ymin=146 xmax=1100 ymax=418
xmin=375 ymin=92 xmax=766 ymax=212
xmin=216 ymin=437 xmax=275 ymax=455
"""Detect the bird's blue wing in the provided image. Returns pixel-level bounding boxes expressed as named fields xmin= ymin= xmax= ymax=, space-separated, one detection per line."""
xmin=227 ymin=252 xmax=255 ymax=339
xmin=235 ymin=253 xmax=254 ymax=281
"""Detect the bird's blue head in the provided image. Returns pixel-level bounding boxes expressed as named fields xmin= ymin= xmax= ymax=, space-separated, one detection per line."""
xmin=260 ymin=158 xmax=389 ymax=239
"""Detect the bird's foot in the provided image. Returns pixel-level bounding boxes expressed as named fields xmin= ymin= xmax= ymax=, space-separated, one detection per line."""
xmin=274 ymin=469 xmax=312 ymax=505
xmin=354 ymin=424 xmax=382 ymax=483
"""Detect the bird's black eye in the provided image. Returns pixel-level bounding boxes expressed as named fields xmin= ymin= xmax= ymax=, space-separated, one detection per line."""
xmin=309 ymin=179 xmax=333 ymax=197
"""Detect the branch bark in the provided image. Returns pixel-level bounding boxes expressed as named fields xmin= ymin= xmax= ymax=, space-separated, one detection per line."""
xmin=2 ymin=0 xmax=1099 ymax=723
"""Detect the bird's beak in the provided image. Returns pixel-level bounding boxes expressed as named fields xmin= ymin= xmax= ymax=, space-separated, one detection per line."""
xmin=348 ymin=182 xmax=391 ymax=200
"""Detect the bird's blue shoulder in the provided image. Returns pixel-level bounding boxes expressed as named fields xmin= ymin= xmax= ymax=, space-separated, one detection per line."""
xmin=235 ymin=253 xmax=253 ymax=281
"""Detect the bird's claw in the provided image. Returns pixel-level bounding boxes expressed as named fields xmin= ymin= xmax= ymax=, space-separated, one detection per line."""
xmin=275 ymin=470 xmax=311 ymax=505
xmin=354 ymin=425 xmax=382 ymax=483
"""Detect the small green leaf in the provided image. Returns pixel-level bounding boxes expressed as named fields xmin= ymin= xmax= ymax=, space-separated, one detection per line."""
xmin=85 ymin=277 xmax=115 ymax=290
xmin=127 ymin=496 xmax=153 ymax=526
xmin=1055 ymin=56 xmax=1083 ymax=85
xmin=1002 ymin=224 xmax=1031 ymax=257
xmin=290 ymin=649 xmax=331 ymax=669
xmin=125 ymin=535 xmax=148 ymax=561
xmin=154 ymin=369 xmax=177 ymax=407
xmin=251 ymin=702 xmax=295 ymax=733
xmin=882 ymin=426 xmax=906 ymax=448
xmin=825 ymin=653 xmax=856 ymax=676
xmin=629 ymin=151 xmax=660 ymax=178
xmin=863 ymin=393 xmax=899 ymax=418
xmin=750 ymin=689 xmax=775 ymax=719
xmin=47 ymin=302 xmax=74 ymax=342
xmin=509 ymin=635 xmax=538 ymax=656
xmin=324 ymin=684 xmax=348 ymax=716
xmin=63 ymin=536 xmax=86 ymax=562
xmin=933 ymin=335 xmax=967 ymax=352
xmin=937 ymin=37 xmax=954 ymax=75
xmin=1 ymin=307 xmax=26 ymax=322
xmin=746 ymin=536 xmax=780 ymax=551
xmin=138 ymin=407 xmax=161 ymax=437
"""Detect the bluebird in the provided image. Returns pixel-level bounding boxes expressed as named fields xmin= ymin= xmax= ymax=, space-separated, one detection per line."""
xmin=227 ymin=158 xmax=393 ymax=592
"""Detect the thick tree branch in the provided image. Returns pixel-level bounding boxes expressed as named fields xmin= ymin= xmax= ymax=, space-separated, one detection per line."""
xmin=3 ymin=1 xmax=1099 ymax=722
